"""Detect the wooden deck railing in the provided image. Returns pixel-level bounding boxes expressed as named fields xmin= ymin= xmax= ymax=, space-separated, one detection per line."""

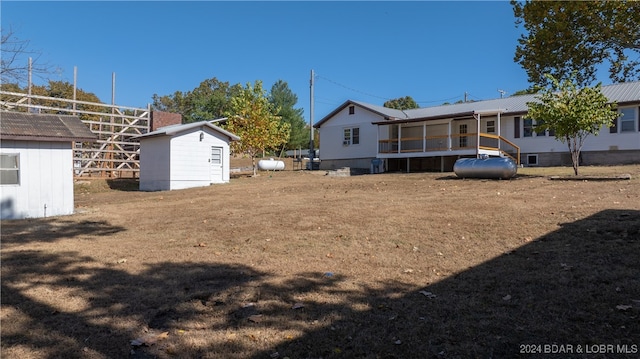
xmin=379 ymin=133 xmax=520 ymax=165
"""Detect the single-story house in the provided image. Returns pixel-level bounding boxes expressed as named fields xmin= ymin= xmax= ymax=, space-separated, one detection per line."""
xmin=0 ymin=111 xmax=97 ymax=219
xmin=314 ymin=81 xmax=640 ymax=172
xmin=137 ymin=121 xmax=240 ymax=191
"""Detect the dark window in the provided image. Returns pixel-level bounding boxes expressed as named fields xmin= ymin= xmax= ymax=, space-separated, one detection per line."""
xmin=514 ymin=117 xmax=520 ymax=138
xmin=523 ymin=118 xmax=533 ymax=137
xmin=620 ymin=107 xmax=637 ymax=132
xmin=348 ymin=106 xmax=355 ymax=115
xmin=352 ymin=127 xmax=360 ymax=145
xmin=536 ymin=119 xmax=546 ymax=136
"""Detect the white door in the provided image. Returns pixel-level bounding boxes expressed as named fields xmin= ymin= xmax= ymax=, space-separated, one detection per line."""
xmin=210 ymin=146 xmax=223 ymax=183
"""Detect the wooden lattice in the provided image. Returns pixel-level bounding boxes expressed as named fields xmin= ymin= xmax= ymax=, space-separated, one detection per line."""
xmin=0 ymin=90 xmax=150 ymax=178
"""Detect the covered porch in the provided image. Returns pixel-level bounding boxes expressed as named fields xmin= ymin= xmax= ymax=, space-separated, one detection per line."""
xmin=374 ymin=109 xmax=520 ymax=172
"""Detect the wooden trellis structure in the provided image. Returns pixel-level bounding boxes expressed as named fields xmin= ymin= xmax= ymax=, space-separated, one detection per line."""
xmin=0 ymin=90 xmax=151 ymax=178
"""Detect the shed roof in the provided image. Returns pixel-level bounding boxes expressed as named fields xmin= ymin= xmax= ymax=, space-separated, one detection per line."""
xmin=136 ymin=120 xmax=240 ymax=141
xmin=0 ymin=111 xmax=97 ymax=142
xmin=315 ymin=81 xmax=640 ymax=127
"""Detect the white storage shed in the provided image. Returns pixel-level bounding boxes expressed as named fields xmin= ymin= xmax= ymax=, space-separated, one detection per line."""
xmin=137 ymin=121 xmax=240 ymax=191
xmin=0 ymin=112 xmax=97 ymax=219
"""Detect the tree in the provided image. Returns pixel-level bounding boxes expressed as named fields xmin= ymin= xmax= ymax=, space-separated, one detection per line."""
xmin=526 ymin=75 xmax=619 ymax=175
xmin=269 ymin=80 xmax=307 ymax=150
xmin=383 ymin=96 xmax=419 ymax=110
xmin=513 ymin=1 xmax=640 ymax=88
xmin=223 ymin=81 xmax=290 ymax=176
xmin=1 ymin=27 xmax=53 ymax=85
xmin=151 ymin=77 xmax=241 ymax=123
xmin=31 ymin=81 xmax=105 ymax=122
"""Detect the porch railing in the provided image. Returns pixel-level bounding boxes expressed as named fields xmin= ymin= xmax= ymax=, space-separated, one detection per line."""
xmin=379 ymin=133 xmax=520 ymax=165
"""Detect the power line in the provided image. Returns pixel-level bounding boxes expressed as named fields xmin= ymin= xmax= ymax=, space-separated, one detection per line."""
xmin=315 ymin=74 xmax=391 ymax=101
xmin=415 ymin=95 xmax=465 ymax=105
xmin=315 ymin=73 xmax=482 ymax=106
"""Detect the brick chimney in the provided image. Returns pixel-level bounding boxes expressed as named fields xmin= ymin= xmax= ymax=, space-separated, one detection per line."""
xmin=150 ymin=111 xmax=182 ymax=131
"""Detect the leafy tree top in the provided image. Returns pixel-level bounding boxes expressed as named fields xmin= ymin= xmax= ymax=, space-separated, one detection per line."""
xmin=513 ymin=0 xmax=640 ymax=88
xmin=269 ymin=80 xmax=307 ymax=150
xmin=384 ymin=96 xmax=419 ymax=110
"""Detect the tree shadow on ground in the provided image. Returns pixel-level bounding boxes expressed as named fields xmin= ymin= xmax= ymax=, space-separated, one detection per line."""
xmin=0 ymin=218 xmax=125 ymax=246
xmin=253 ymin=209 xmax=640 ymax=358
xmin=1 ymin=250 xmax=267 ymax=358
xmin=1 ymin=210 xmax=638 ymax=358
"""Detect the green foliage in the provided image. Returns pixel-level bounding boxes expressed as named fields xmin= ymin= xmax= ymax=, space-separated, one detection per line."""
xmin=526 ymin=74 xmax=619 ymax=175
xmin=1 ymin=81 xmax=105 ymax=122
xmin=383 ymin=96 xmax=419 ymax=110
xmin=223 ymin=81 xmax=291 ymax=176
xmin=513 ymin=1 xmax=640 ymax=87
xmin=269 ymin=80 xmax=308 ymax=150
xmin=511 ymin=87 xmax=542 ymax=96
xmin=151 ymin=77 xmax=241 ymax=123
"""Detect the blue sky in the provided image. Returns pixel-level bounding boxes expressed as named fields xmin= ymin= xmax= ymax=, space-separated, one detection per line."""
xmin=2 ymin=1 xmax=570 ymax=123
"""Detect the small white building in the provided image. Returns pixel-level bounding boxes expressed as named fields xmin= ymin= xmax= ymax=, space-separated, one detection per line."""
xmin=0 ymin=112 xmax=97 ymax=219
xmin=137 ymin=121 xmax=240 ymax=191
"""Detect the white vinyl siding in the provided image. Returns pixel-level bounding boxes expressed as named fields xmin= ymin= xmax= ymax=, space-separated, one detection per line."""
xmin=1 ymin=141 xmax=74 ymax=219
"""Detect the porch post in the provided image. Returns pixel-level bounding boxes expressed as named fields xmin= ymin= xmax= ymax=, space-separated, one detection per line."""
xmin=422 ymin=122 xmax=426 ymax=152
xmin=376 ymin=125 xmax=380 ymax=155
xmin=447 ymin=120 xmax=452 ymax=150
xmin=397 ymin=125 xmax=402 ymax=154
xmin=497 ymin=112 xmax=501 ymax=151
xmin=476 ymin=113 xmax=481 ymax=158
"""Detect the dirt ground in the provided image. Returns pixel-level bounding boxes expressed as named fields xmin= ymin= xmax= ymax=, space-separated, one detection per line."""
xmin=2 ymin=163 xmax=640 ymax=359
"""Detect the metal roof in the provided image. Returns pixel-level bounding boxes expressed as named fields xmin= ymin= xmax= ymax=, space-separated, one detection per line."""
xmin=0 ymin=111 xmax=97 ymax=142
xmin=136 ymin=120 xmax=240 ymax=141
xmin=317 ymin=81 xmax=640 ymax=126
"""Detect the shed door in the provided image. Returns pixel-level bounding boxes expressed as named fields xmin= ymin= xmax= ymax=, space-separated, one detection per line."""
xmin=210 ymin=146 xmax=223 ymax=183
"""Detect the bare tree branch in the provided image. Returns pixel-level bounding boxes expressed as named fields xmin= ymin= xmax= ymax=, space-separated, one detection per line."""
xmin=1 ymin=26 xmax=53 ymax=86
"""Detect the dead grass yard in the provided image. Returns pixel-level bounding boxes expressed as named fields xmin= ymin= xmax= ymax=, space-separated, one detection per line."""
xmin=2 ymin=164 xmax=640 ymax=359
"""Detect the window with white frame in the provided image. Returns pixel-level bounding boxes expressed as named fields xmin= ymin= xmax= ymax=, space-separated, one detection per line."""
xmin=343 ymin=127 xmax=360 ymax=146
xmin=459 ymin=124 xmax=468 ymax=148
xmin=523 ymin=118 xmax=534 ymax=137
xmin=620 ymin=107 xmax=637 ymax=132
xmin=523 ymin=118 xmax=551 ymax=137
xmin=0 ymin=154 xmax=20 ymax=185
xmin=486 ymin=120 xmax=495 ymax=133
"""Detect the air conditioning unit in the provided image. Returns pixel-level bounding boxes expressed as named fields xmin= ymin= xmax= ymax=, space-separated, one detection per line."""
xmin=343 ymin=140 xmax=350 ymax=146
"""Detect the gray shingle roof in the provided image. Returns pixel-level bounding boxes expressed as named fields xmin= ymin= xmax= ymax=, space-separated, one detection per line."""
xmin=0 ymin=111 xmax=97 ymax=142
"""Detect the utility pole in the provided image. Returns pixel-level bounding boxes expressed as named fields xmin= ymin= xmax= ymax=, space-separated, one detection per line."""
xmin=464 ymin=92 xmax=468 ymax=103
xmin=309 ymin=69 xmax=315 ymax=170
